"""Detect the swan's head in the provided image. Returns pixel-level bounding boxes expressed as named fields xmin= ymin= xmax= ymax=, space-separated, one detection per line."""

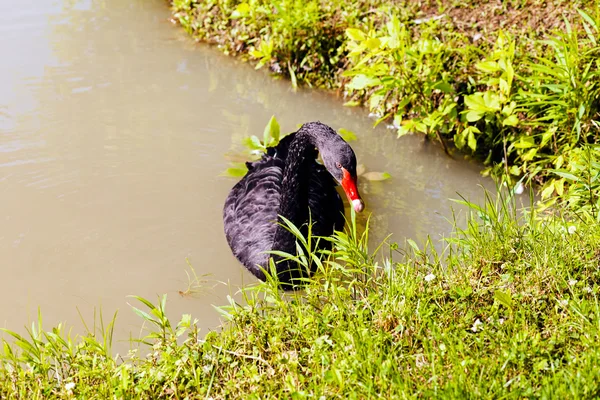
xmin=320 ymin=134 xmax=365 ymax=213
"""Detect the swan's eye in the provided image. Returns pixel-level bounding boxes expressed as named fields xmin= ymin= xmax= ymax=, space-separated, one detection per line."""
xmin=335 ymin=162 xmax=342 ymax=169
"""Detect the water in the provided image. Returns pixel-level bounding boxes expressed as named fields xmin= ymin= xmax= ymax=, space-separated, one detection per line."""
xmin=0 ymin=0 xmax=494 ymax=352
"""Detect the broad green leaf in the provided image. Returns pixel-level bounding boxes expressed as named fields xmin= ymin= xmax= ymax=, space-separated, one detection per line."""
xmin=551 ymin=170 xmax=580 ymax=182
xmin=475 ymin=61 xmax=500 ymax=73
xmin=502 ymin=101 xmax=516 ymax=116
xmin=466 ymin=110 xmax=484 ymax=122
xmin=348 ymin=43 xmax=367 ymax=57
xmin=365 ymin=38 xmax=381 ymax=50
xmin=554 ymin=154 xmax=564 ymax=169
xmin=249 ymin=49 xmax=263 ymax=58
xmin=224 ymin=166 xmax=248 ymax=177
xmin=541 ymin=184 xmax=555 ymax=199
xmin=513 ymin=136 xmax=535 ymax=149
xmin=499 ymin=78 xmax=510 ymax=95
xmin=555 ymin=178 xmax=565 ymax=196
xmin=249 ymin=135 xmax=264 ymax=150
xmin=454 ymin=132 xmax=465 ymax=149
xmin=369 ymin=94 xmax=384 ymax=111
xmin=346 ymin=28 xmax=366 ymax=42
xmin=338 ymin=128 xmax=357 ymax=142
xmin=494 ymin=289 xmax=513 ymax=309
xmin=504 ymin=61 xmax=514 ymax=87
xmin=346 ymin=74 xmax=381 ymax=90
xmin=263 ymin=115 xmax=280 ymax=146
xmin=482 ymin=91 xmax=501 ymax=111
xmin=406 ymin=239 xmax=420 ymax=252
xmin=397 ymin=124 xmax=412 ymax=137
xmin=521 ymin=148 xmax=537 ymax=161
xmin=231 ymin=2 xmax=250 ymax=18
xmin=464 ymin=93 xmax=487 ymax=112
xmin=397 ymin=96 xmax=412 ymax=110
xmin=503 ymin=114 xmax=519 ymax=127
xmin=467 ymin=129 xmax=477 ymax=151
xmin=432 ymin=80 xmax=454 ymax=94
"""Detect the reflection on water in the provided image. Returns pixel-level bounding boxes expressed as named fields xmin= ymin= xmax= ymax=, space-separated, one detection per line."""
xmin=0 ymin=0 xmax=495 ymax=353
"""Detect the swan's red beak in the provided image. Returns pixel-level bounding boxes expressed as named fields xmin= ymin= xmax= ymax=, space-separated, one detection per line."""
xmin=341 ymin=167 xmax=365 ymax=213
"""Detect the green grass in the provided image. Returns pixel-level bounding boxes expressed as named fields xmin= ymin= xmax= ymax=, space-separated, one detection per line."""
xmin=3 ymin=190 xmax=600 ymax=397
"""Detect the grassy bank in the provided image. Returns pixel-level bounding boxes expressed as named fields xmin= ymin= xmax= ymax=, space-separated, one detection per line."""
xmin=171 ymin=0 xmax=600 ymax=197
xmin=3 ymin=187 xmax=600 ymax=397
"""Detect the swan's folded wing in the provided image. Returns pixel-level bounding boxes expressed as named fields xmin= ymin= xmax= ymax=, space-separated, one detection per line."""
xmin=223 ymin=157 xmax=284 ymax=279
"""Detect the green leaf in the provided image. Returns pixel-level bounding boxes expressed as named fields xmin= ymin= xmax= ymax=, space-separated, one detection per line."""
xmin=554 ymin=154 xmax=564 ymax=169
xmin=346 ymin=28 xmax=366 ymax=42
xmin=502 ymin=114 xmax=519 ymax=127
xmin=521 ymin=148 xmax=537 ymax=161
xmin=249 ymin=49 xmax=263 ymax=58
xmin=551 ymin=170 xmax=580 ymax=182
xmin=494 ymin=289 xmax=513 ymax=309
xmin=231 ymin=2 xmax=250 ymax=18
xmin=467 ymin=129 xmax=477 ymax=151
xmin=432 ymin=80 xmax=454 ymax=94
xmin=346 ymin=75 xmax=381 ymax=90
xmin=509 ymin=165 xmax=521 ymax=175
xmin=263 ymin=115 xmax=280 ymax=146
xmin=288 ymin=64 xmax=297 ymax=89
xmin=406 ymin=239 xmax=420 ymax=252
xmin=454 ymin=132 xmax=465 ymax=149
xmin=365 ymin=38 xmax=381 ymax=50
xmin=224 ymin=166 xmax=248 ymax=177
xmin=464 ymin=93 xmax=487 ymax=111
xmin=541 ymin=184 xmax=555 ymax=199
xmin=466 ymin=110 xmax=484 ymax=122
xmin=499 ymin=78 xmax=510 ymax=95
xmin=369 ymin=94 xmax=384 ymax=111
xmin=249 ymin=135 xmax=264 ymax=150
xmin=482 ymin=91 xmax=501 ymax=111
xmin=476 ymin=61 xmax=500 ymax=73
xmin=513 ymin=136 xmax=535 ymax=149
xmin=338 ymin=128 xmax=357 ymax=142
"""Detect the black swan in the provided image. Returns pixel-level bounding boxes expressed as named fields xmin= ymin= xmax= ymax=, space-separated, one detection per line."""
xmin=223 ymin=121 xmax=365 ymax=289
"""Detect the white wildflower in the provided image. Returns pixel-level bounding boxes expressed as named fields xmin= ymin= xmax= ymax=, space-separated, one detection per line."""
xmin=584 ymin=286 xmax=593 ymax=293
xmin=568 ymin=279 xmax=577 ymax=286
xmin=471 ymin=319 xmax=483 ymax=332
xmin=568 ymin=225 xmax=577 ymax=234
xmin=558 ymin=299 xmax=569 ymax=307
xmin=514 ymin=183 xmax=524 ymax=195
xmin=424 ymin=273 xmax=436 ymax=282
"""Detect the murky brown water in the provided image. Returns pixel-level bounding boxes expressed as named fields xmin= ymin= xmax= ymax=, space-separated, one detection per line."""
xmin=0 ymin=0 xmax=495 ymax=352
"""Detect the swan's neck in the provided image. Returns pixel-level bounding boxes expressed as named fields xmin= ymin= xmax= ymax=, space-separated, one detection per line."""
xmin=272 ymin=132 xmax=318 ymax=252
